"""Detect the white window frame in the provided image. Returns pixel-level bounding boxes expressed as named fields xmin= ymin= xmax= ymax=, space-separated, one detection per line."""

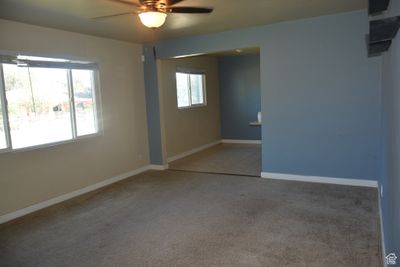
xmin=0 ymin=65 xmax=12 ymax=152
xmin=175 ymin=68 xmax=207 ymax=109
xmin=0 ymin=54 xmax=103 ymax=154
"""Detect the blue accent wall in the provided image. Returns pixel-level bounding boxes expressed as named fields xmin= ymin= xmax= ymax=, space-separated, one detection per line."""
xmin=218 ymin=55 xmax=261 ymax=140
xmin=154 ymin=10 xmax=381 ymax=181
xmin=260 ymin=13 xmax=381 ymax=180
xmin=381 ymin=0 xmax=400 ymax=260
xmin=143 ymin=45 xmax=164 ymax=165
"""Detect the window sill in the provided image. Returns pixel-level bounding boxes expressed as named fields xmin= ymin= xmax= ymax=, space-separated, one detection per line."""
xmin=0 ymin=132 xmax=102 ymax=155
xmin=178 ymin=104 xmax=207 ymax=110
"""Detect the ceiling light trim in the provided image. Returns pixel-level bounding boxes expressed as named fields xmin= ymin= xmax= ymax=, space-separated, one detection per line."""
xmin=138 ymin=11 xmax=167 ymax=28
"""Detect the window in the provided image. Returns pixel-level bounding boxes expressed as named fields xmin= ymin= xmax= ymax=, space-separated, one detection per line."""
xmin=176 ymin=71 xmax=206 ymax=108
xmin=72 ymin=69 xmax=98 ymax=136
xmin=0 ymin=54 xmax=100 ymax=151
xmin=0 ymin=90 xmax=7 ymax=149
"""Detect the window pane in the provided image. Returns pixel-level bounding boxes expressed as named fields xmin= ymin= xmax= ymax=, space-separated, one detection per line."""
xmin=176 ymin=73 xmax=190 ymax=108
xmin=0 ymin=98 xmax=6 ymax=149
xmin=190 ymin=74 xmax=204 ymax=105
xmin=3 ymin=64 xmax=72 ymax=149
xmin=72 ymin=70 xmax=97 ymax=136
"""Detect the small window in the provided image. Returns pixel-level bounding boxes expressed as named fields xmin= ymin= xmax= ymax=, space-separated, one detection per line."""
xmin=0 ymin=54 xmax=101 ymax=151
xmin=176 ymin=71 xmax=206 ymax=108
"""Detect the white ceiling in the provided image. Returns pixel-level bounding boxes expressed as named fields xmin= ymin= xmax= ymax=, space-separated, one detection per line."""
xmin=0 ymin=0 xmax=366 ymax=43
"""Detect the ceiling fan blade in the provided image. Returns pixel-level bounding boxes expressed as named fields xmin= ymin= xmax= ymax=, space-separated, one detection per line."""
xmin=139 ymin=0 xmax=185 ymax=5
xmin=108 ymin=0 xmax=141 ymax=7
xmin=92 ymin=12 xmax=135 ymax=19
xmin=168 ymin=7 xmax=213 ymax=13
xmin=164 ymin=0 xmax=186 ymax=6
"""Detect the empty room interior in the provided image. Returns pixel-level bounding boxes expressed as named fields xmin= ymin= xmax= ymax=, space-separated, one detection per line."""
xmin=0 ymin=0 xmax=399 ymax=266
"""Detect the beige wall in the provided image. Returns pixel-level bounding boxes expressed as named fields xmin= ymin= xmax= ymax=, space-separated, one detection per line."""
xmin=0 ymin=19 xmax=149 ymax=216
xmin=158 ymin=56 xmax=221 ymax=159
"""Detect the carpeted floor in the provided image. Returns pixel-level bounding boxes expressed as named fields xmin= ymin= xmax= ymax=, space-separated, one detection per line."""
xmin=0 ymin=170 xmax=382 ymax=267
xmin=169 ymin=143 xmax=261 ymax=176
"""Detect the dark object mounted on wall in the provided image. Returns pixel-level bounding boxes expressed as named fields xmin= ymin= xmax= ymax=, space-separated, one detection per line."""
xmin=367 ymin=16 xmax=400 ymax=57
xmin=370 ymin=17 xmax=400 ymax=43
xmin=368 ymin=40 xmax=392 ymax=57
xmin=369 ymin=0 xmax=390 ymax=15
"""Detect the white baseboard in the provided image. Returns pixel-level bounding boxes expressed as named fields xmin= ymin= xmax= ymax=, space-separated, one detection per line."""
xmin=261 ymin=172 xmax=378 ymax=188
xmin=167 ymin=140 xmax=221 ymax=163
xmin=0 ymin=165 xmax=158 ymax=224
xmin=222 ymin=139 xmax=261 ymax=145
xmin=378 ymin=184 xmax=387 ymax=267
xmin=148 ymin=164 xmax=169 ymax=170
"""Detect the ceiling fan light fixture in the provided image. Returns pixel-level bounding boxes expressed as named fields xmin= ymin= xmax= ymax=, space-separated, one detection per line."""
xmin=138 ymin=11 xmax=167 ymax=28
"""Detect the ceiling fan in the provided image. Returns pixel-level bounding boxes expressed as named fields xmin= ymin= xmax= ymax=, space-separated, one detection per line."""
xmin=95 ymin=0 xmax=214 ymax=28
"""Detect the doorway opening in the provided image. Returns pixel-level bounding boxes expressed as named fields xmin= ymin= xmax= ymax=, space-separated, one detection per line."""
xmin=158 ymin=47 xmax=261 ymax=177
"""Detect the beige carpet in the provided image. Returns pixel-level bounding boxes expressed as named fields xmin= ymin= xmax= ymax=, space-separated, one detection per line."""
xmin=0 ymin=170 xmax=382 ymax=267
xmin=169 ymin=143 xmax=261 ymax=176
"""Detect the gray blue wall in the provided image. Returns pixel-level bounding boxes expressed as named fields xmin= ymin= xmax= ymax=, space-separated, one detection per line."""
xmin=153 ymin=10 xmax=381 ymax=181
xmin=143 ymin=45 xmax=164 ymax=165
xmin=218 ymin=55 xmax=261 ymax=140
xmin=260 ymin=12 xmax=381 ymax=180
xmin=381 ymin=0 xmax=400 ymax=259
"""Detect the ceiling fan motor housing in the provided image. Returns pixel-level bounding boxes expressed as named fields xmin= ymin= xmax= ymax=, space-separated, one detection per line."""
xmin=140 ymin=0 xmax=168 ymax=12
